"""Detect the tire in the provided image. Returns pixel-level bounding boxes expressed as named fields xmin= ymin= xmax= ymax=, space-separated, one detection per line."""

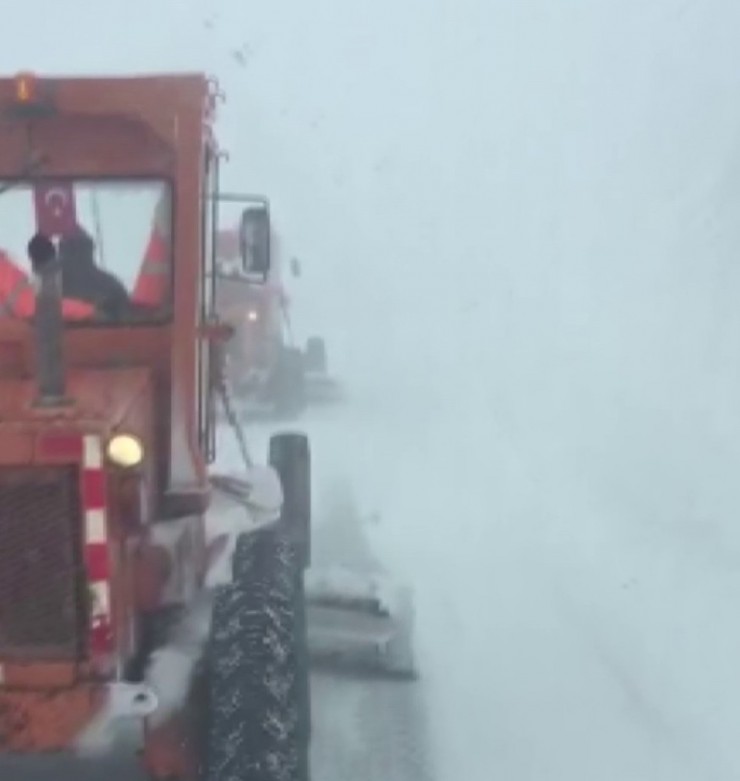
xmin=271 ymin=347 xmax=306 ymax=417
xmin=304 ymin=337 xmax=327 ymax=375
xmin=270 ymin=432 xmax=312 ymax=778
xmin=204 ymin=529 xmax=306 ymax=781
xmin=269 ymin=433 xmax=311 ymax=570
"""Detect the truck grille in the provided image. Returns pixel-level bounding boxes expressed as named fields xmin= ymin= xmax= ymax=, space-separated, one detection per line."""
xmin=0 ymin=467 xmax=85 ymax=659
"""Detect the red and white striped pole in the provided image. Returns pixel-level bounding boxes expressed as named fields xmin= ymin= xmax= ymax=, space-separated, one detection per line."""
xmin=81 ymin=435 xmax=113 ymax=663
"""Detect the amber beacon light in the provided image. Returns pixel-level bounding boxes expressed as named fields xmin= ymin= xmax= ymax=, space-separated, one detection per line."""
xmin=9 ymin=71 xmax=55 ymax=115
xmin=15 ymin=72 xmax=37 ymax=103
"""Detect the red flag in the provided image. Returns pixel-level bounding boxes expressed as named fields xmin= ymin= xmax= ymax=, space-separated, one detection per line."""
xmin=32 ymin=182 xmax=78 ymax=237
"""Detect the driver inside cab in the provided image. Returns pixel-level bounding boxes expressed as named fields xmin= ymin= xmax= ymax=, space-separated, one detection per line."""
xmin=58 ymin=227 xmax=130 ymax=319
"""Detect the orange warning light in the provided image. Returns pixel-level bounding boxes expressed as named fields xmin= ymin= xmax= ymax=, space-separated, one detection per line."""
xmin=15 ymin=72 xmax=37 ymax=103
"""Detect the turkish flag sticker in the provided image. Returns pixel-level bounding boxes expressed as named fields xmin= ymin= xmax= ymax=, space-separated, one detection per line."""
xmin=32 ymin=182 xmax=78 ymax=237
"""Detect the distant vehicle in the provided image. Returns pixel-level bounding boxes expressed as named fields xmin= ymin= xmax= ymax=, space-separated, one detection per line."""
xmin=214 ymin=198 xmax=339 ymax=417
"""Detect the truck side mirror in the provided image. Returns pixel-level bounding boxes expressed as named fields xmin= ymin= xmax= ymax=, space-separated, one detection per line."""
xmin=239 ymin=205 xmax=270 ymax=279
xmin=290 ymin=257 xmax=302 ymax=278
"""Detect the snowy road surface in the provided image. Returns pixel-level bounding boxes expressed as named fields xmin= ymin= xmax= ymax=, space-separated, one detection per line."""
xmin=311 ymin=672 xmax=433 ymax=781
xmin=235 ymin=375 xmax=740 ymax=781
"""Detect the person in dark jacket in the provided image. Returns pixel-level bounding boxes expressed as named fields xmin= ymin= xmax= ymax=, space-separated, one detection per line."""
xmin=58 ymin=228 xmax=130 ymax=319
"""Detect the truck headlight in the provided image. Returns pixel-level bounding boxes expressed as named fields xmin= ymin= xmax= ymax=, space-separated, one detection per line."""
xmin=107 ymin=434 xmax=144 ymax=468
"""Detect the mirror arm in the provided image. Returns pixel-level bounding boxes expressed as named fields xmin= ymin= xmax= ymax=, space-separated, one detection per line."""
xmin=199 ymin=320 xmax=234 ymax=342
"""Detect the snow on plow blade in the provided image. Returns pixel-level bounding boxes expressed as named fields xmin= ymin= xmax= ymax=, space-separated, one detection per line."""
xmin=305 ymin=567 xmax=417 ymax=680
xmin=304 ymin=371 xmax=344 ymax=405
xmin=219 ymin=372 xmax=344 ymax=423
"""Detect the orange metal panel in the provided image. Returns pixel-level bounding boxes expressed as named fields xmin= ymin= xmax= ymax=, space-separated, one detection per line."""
xmin=0 ymin=661 xmax=77 ymax=688
xmin=0 ymin=431 xmax=33 ymax=464
xmin=0 ymin=684 xmax=107 ymax=751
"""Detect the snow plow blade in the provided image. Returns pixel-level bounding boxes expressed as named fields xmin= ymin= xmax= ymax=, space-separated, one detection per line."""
xmin=305 ymin=567 xmax=417 ymax=681
xmin=219 ymin=374 xmax=344 ymax=422
xmin=304 ymin=371 xmax=344 ymax=405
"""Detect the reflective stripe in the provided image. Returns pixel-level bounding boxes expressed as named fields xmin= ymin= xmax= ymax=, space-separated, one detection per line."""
xmin=82 ymin=434 xmax=114 ymax=660
xmin=90 ymin=581 xmax=111 ymax=616
xmin=86 ymin=509 xmax=107 ymax=544
xmin=83 ymin=435 xmax=103 ymax=469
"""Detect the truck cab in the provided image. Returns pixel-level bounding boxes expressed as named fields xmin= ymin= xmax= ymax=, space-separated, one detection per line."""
xmin=0 ymin=72 xmax=312 ymax=781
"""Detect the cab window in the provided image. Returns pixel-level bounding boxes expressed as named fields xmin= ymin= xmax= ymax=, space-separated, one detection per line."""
xmin=0 ymin=178 xmax=171 ymax=324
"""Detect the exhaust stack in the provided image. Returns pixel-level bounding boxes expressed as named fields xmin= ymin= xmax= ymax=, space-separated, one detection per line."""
xmin=27 ymin=233 xmax=68 ymax=406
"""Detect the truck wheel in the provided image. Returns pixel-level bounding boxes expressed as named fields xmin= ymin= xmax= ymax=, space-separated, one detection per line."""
xmin=304 ymin=337 xmax=327 ymax=374
xmin=269 ymin=432 xmax=311 ymax=569
xmin=272 ymin=347 xmax=306 ymax=417
xmin=205 ymin=528 xmax=306 ymax=781
xmin=270 ymin=432 xmax=312 ymax=779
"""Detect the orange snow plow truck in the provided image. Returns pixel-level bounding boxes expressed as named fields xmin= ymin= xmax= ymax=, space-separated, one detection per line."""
xmin=214 ymin=201 xmax=340 ymax=418
xmin=0 ymin=72 xmax=314 ymax=780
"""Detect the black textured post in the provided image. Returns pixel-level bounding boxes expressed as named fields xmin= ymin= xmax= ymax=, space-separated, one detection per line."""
xmin=294 ymin=565 xmax=312 ymax=781
xmin=269 ymin=432 xmax=312 ymax=781
xmin=28 ymin=233 xmax=68 ymax=406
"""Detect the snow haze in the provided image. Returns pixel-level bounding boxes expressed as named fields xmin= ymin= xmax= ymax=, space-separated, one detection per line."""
xmin=4 ymin=1 xmax=740 ymax=779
